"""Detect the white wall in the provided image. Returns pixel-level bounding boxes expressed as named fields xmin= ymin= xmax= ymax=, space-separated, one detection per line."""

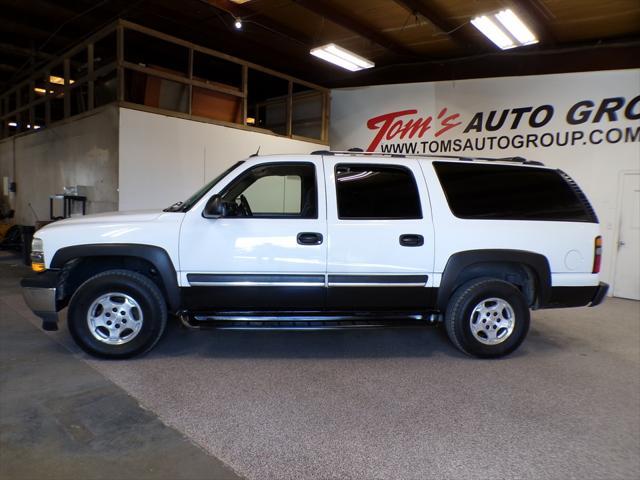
xmin=0 ymin=106 xmax=119 ymax=225
xmin=118 ymin=108 xmax=327 ymax=211
xmin=330 ymin=69 xmax=640 ymax=289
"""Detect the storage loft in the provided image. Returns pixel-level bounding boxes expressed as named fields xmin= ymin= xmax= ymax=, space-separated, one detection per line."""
xmin=0 ymin=20 xmax=330 ymax=144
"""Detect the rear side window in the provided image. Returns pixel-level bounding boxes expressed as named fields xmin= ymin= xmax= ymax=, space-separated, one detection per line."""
xmin=433 ymin=162 xmax=597 ymax=222
xmin=335 ymin=164 xmax=422 ymax=219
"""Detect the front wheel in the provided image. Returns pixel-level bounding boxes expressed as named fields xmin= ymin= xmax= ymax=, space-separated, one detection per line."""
xmin=445 ymin=278 xmax=530 ymax=358
xmin=67 ymin=269 xmax=167 ymax=359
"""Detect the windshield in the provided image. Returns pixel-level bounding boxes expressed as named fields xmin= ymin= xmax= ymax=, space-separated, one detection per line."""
xmin=163 ymin=161 xmax=245 ymax=212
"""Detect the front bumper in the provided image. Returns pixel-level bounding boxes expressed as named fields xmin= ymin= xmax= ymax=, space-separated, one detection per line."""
xmin=21 ymin=271 xmax=61 ymax=331
xmin=589 ymin=282 xmax=609 ymax=307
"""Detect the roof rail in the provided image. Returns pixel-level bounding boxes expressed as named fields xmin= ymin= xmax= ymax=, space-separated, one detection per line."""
xmin=310 ymin=150 xmax=544 ymax=166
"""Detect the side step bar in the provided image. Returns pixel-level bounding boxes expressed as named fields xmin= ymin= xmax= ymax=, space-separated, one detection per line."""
xmin=181 ymin=312 xmax=443 ymax=330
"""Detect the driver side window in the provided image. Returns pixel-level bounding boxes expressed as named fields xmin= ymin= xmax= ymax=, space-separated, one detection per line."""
xmin=222 ymin=163 xmax=317 ymax=218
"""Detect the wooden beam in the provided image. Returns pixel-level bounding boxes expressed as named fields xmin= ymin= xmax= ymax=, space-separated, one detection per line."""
xmin=119 ymin=20 xmax=329 ymax=92
xmin=322 ymin=40 xmax=640 ymax=88
xmin=0 ymin=11 xmax=75 ymax=47
xmin=0 ymin=43 xmax=54 ymax=60
xmin=390 ymin=0 xmax=492 ymax=50
xmin=63 ymin=57 xmax=70 ymax=118
xmin=241 ymin=64 xmax=248 ymax=125
xmin=0 ymin=22 xmax=73 ymax=51
xmin=286 ymin=80 xmax=292 ymax=137
xmin=87 ymin=43 xmax=94 ymax=110
xmin=122 ymin=6 xmax=332 ymax=88
xmin=0 ymin=64 xmax=18 ymax=73
xmin=205 ymin=0 xmax=313 ymax=46
xmin=4 ymin=0 xmax=80 ymax=23
xmin=116 ymin=24 xmax=124 ymax=102
xmin=292 ymin=0 xmax=416 ymax=57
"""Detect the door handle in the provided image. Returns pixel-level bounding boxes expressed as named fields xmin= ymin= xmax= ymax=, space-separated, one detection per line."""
xmin=297 ymin=232 xmax=323 ymax=245
xmin=399 ymin=234 xmax=424 ymax=247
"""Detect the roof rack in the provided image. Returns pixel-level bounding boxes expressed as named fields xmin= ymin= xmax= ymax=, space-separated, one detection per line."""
xmin=310 ymin=149 xmax=544 ymax=166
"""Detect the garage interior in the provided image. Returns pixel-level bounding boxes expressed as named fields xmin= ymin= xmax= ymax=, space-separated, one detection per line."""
xmin=1 ymin=1 xmax=639 ymax=479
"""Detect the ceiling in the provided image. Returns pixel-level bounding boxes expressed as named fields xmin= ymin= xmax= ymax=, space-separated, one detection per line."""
xmin=1 ymin=0 xmax=639 ymax=92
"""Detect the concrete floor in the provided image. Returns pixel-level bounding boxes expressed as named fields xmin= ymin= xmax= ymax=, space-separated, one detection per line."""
xmin=1 ymin=251 xmax=639 ymax=480
xmin=0 ymin=253 xmax=242 ymax=480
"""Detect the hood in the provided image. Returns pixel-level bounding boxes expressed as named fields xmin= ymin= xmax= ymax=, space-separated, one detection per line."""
xmin=49 ymin=210 xmax=166 ymax=226
xmin=34 ymin=209 xmax=184 ymax=269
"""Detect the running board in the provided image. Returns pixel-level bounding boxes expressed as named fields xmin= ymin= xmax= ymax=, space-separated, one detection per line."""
xmin=181 ymin=312 xmax=442 ymax=330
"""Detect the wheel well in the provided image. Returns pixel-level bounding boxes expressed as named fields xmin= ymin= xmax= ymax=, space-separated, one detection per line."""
xmin=58 ymin=256 xmax=168 ymax=309
xmin=442 ymin=262 xmax=539 ymax=308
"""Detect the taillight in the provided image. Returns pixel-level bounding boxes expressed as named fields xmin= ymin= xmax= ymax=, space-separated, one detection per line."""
xmin=592 ymin=236 xmax=602 ymax=273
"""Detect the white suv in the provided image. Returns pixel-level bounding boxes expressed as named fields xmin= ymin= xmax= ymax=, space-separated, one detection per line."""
xmin=22 ymin=151 xmax=608 ymax=359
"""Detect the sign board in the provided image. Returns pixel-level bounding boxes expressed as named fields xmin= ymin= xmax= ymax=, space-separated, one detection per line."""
xmin=330 ymin=69 xmax=640 ymax=289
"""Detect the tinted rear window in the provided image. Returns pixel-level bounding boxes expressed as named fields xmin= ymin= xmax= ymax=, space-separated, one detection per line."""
xmin=433 ymin=162 xmax=597 ymax=222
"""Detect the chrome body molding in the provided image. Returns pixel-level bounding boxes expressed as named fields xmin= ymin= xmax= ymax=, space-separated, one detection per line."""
xmin=193 ymin=313 xmax=426 ymax=322
xmin=326 ymin=282 xmax=426 ymax=287
xmin=187 ymin=273 xmax=325 ymax=287
xmin=189 ymin=281 xmax=326 ymax=287
xmin=187 ymin=273 xmax=429 ymax=288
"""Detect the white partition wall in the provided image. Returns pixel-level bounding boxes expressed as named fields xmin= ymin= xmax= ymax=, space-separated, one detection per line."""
xmin=0 ymin=106 xmax=119 ymax=226
xmin=330 ymin=69 xmax=640 ymax=294
xmin=118 ymin=108 xmax=327 ymax=211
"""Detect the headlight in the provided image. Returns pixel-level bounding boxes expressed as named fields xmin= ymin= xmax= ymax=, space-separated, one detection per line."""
xmin=31 ymin=237 xmax=45 ymax=272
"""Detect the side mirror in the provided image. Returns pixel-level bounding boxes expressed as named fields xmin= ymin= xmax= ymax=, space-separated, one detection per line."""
xmin=203 ymin=194 xmax=226 ymax=218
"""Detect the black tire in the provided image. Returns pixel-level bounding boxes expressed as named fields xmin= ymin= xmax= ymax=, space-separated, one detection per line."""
xmin=67 ymin=269 xmax=167 ymax=359
xmin=445 ymin=278 xmax=530 ymax=358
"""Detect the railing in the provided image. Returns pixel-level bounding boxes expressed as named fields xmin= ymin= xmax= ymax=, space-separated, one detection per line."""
xmin=0 ymin=20 xmax=330 ymax=144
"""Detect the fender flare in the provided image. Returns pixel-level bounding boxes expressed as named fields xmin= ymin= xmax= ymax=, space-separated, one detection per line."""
xmin=50 ymin=244 xmax=180 ymax=311
xmin=437 ymin=249 xmax=551 ymax=310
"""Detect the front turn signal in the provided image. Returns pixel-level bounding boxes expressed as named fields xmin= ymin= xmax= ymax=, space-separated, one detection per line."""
xmin=30 ymin=246 xmax=45 ymax=273
xmin=31 ymin=262 xmax=46 ymax=272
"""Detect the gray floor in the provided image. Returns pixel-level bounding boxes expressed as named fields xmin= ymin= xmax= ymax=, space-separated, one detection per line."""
xmin=0 ymin=253 xmax=242 ymax=480
xmin=1 ymin=251 xmax=639 ymax=480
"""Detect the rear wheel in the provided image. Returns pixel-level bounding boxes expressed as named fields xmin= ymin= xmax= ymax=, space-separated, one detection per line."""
xmin=67 ymin=269 xmax=167 ymax=359
xmin=445 ymin=278 xmax=530 ymax=358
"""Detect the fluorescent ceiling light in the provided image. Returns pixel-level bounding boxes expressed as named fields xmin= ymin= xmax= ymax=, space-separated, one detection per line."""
xmin=8 ymin=122 xmax=17 ymax=127
xmin=310 ymin=43 xmax=374 ymax=72
xmin=471 ymin=9 xmax=538 ymax=50
xmin=495 ymin=9 xmax=538 ymax=45
xmin=471 ymin=15 xmax=515 ymax=49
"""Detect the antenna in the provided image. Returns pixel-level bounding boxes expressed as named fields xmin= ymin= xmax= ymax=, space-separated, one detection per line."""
xmin=250 ymin=146 xmax=261 ymax=157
